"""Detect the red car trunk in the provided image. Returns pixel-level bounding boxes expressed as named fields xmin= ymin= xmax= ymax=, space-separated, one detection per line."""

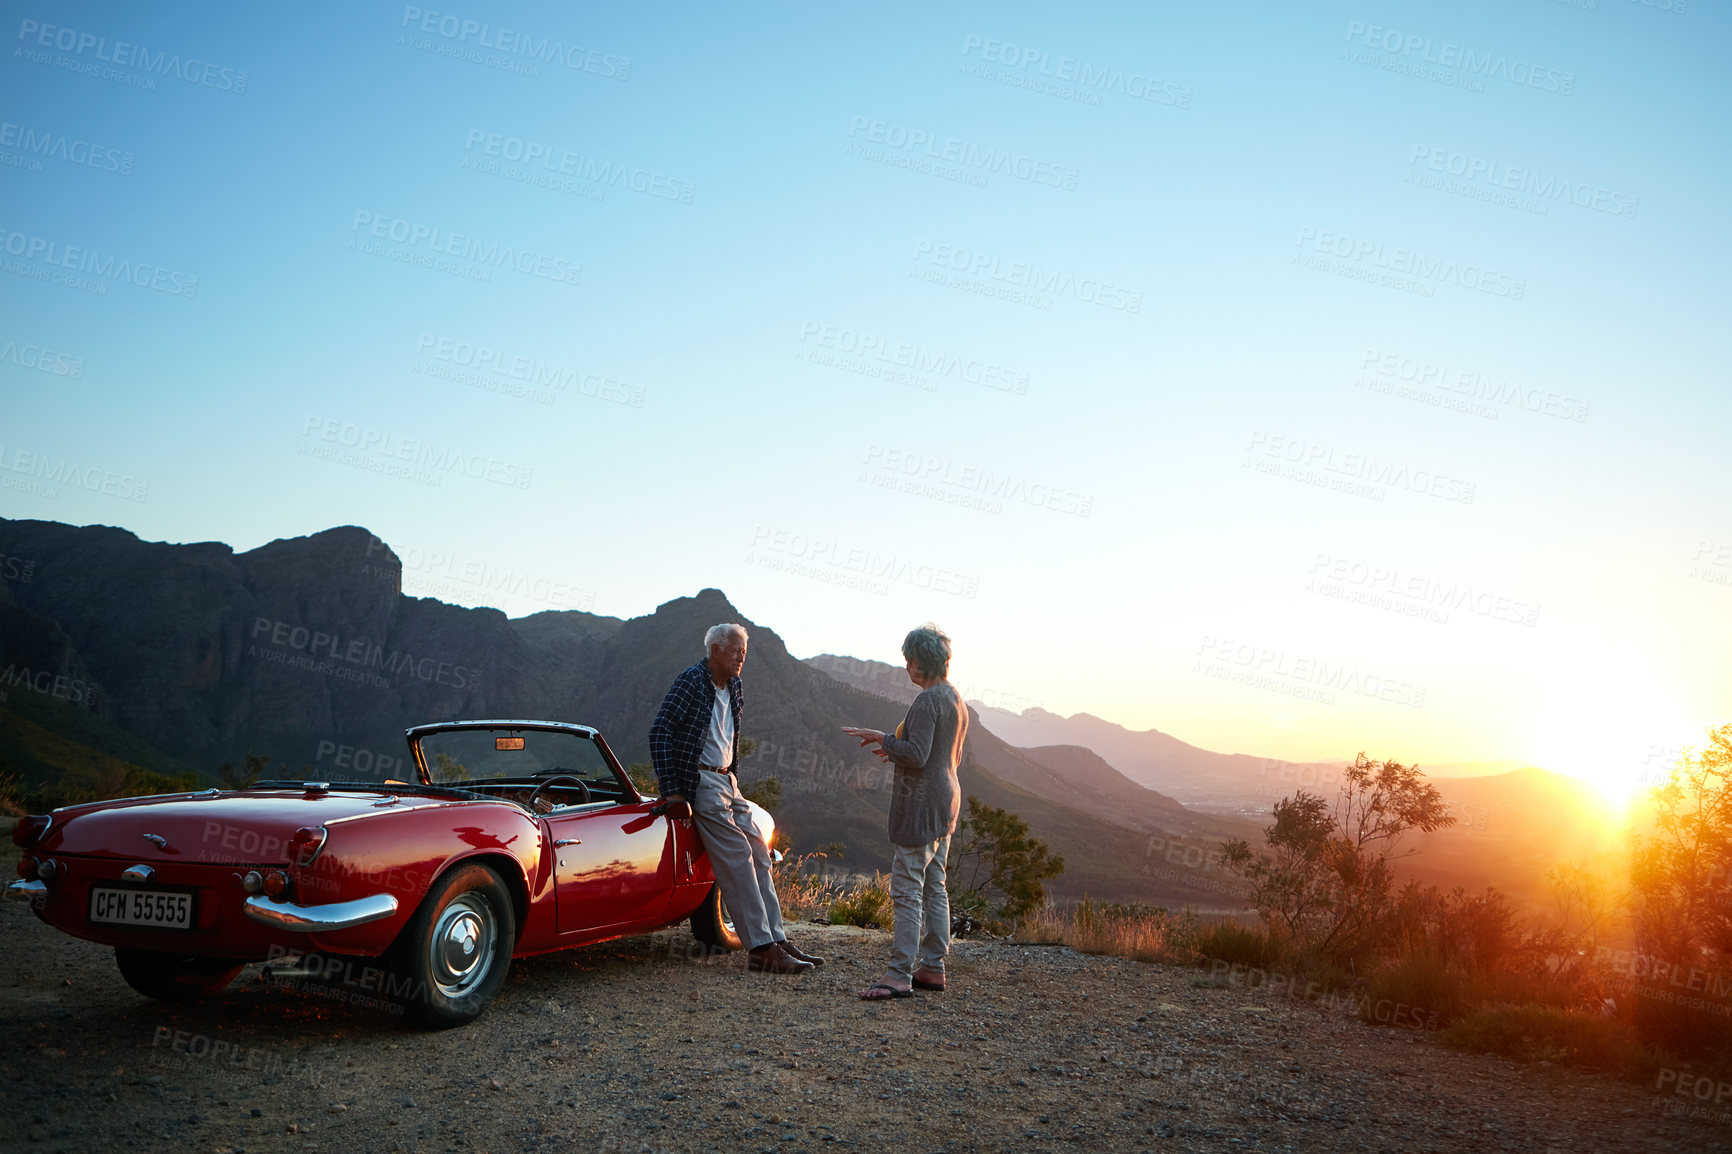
xmin=39 ymin=788 xmax=425 ymax=864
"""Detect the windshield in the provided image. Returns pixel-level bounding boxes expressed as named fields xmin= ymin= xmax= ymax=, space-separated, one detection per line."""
xmin=416 ymin=728 xmax=623 ymax=791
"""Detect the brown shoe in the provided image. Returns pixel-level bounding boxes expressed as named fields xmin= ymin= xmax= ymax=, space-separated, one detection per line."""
xmin=746 ymin=944 xmax=813 ymax=974
xmin=778 ymin=940 xmax=825 ymax=966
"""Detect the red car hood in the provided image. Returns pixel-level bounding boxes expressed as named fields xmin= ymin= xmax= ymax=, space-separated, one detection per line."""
xmin=37 ymin=788 xmax=448 ymax=863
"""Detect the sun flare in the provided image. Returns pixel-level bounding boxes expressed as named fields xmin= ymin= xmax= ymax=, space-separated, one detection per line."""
xmin=1527 ymin=672 xmax=1696 ymax=812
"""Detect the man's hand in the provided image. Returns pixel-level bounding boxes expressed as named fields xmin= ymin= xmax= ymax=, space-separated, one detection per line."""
xmin=660 ymin=794 xmax=692 ymax=820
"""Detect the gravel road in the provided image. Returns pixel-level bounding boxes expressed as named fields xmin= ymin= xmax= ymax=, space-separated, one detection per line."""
xmin=0 ymin=895 xmax=1721 ymax=1154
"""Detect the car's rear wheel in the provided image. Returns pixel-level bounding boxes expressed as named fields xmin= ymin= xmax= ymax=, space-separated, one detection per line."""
xmin=389 ymin=862 xmax=515 ymax=1029
xmin=690 ymin=883 xmax=741 ymax=952
xmin=114 ymin=948 xmax=244 ymax=1002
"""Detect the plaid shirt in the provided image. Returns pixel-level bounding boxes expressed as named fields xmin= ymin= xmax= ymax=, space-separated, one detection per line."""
xmin=648 ymin=660 xmax=743 ymax=800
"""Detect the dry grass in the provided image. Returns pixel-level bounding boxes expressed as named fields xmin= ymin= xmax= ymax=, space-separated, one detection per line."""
xmin=1018 ymin=900 xmax=1199 ymax=964
xmin=771 ymin=851 xmax=891 ymax=928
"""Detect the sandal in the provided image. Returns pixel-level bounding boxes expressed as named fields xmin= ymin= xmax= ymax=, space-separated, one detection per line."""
xmin=858 ymin=983 xmax=913 ymax=1000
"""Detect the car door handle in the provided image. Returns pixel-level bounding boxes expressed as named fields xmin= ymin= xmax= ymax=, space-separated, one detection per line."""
xmin=554 ymin=839 xmax=581 ymax=847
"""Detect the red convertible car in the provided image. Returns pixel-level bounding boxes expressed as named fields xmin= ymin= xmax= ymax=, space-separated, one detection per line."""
xmin=7 ymin=720 xmax=749 ymax=1026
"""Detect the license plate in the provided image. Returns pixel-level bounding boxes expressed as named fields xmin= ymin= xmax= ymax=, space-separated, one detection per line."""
xmin=89 ymin=886 xmax=195 ymax=930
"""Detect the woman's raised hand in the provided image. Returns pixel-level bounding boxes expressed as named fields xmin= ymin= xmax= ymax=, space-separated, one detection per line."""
xmin=841 ymin=726 xmax=884 ymax=748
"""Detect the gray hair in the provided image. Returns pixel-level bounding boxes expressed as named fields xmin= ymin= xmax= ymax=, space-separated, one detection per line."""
xmin=902 ymin=624 xmax=951 ymax=680
xmin=705 ymin=623 xmax=747 ymax=650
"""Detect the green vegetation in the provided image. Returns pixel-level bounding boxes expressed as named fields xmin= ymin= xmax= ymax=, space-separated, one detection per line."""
xmin=1441 ymin=1004 xmax=1647 ymax=1074
xmin=740 ymin=774 xmax=781 ymax=812
xmin=0 ymin=690 xmax=202 ymax=813
xmin=217 ymin=753 xmax=275 ymax=789
xmin=827 ymin=875 xmax=891 ymax=929
xmin=1359 ymin=951 xmax=1474 ymax=1028
xmin=1184 ymin=730 xmax=1732 ymax=1076
xmin=1193 ymin=922 xmax=1282 ymax=970
xmin=935 ymin=735 xmax=1726 ymax=1082
xmin=1222 ymin=753 xmax=1456 ymax=968
xmin=1628 ymin=722 xmax=1732 ymax=1053
xmin=946 ymin=795 xmax=1066 ymax=931
xmin=626 ymin=761 xmax=659 ymax=795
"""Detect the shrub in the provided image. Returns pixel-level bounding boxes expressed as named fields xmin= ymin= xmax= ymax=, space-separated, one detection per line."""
xmin=946 ymin=796 xmax=1064 ymax=928
xmin=1194 ymin=923 xmax=1283 ymax=969
xmin=625 ymin=762 xmax=659 ymax=796
xmin=3 ymin=763 xmax=197 ymax=812
xmin=828 ymin=873 xmax=891 ymax=929
xmin=1441 ymin=1004 xmax=1646 ymax=1074
xmin=1361 ymin=952 xmax=1474 ymax=1027
xmin=740 ymin=775 xmax=781 ymax=811
xmin=1222 ymin=755 xmax=1455 ymax=966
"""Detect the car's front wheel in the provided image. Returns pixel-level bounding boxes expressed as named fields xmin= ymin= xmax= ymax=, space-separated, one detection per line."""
xmin=389 ymin=862 xmax=515 ymax=1028
xmin=690 ymin=883 xmax=741 ymax=952
xmin=114 ymin=948 xmax=244 ymax=1002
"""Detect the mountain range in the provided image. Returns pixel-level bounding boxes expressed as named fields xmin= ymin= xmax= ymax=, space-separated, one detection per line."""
xmin=0 ymin=517 xmax=1264 ymax=905
xmin=0 ymin=517 xmax=1628 ymax=912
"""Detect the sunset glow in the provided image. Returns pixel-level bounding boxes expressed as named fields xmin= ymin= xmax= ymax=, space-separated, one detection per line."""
xmin=1527 ymin=671 xmax=1698 ymax=809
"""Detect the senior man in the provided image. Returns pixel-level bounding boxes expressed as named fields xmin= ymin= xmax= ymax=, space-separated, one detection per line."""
xmin=649 ymin=623 xmax=821 ymax=974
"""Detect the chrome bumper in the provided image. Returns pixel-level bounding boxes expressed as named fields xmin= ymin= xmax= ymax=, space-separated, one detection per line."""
xmin=5 ymin=880 xmax=47 ymax=902
xmin=243 ymin=892 xmax=399 ymax=932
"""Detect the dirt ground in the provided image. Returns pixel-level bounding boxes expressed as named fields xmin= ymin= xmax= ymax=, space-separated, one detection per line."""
xmin=0 ymin=894 xmax=1724 ymax=1154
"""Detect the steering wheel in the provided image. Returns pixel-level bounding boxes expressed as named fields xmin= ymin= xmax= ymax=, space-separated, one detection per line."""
xmin=527 ymin=774 xmax=590 ymax=813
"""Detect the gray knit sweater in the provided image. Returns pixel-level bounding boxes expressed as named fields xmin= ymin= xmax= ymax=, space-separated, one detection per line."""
xmin=880 ymin=683 xmax=969 ymax=847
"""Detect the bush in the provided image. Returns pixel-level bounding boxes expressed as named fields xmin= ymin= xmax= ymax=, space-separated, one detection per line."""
xmin=625 ymin=762 xmax=659 ymax=796
xmin=1194 ymin=923 xmax=1283 ymax=969
xmin=1361 ymin=952 xmax=1474 ymax=1028
xmin=1 ymin=763 xmax=197 ymax=812
xmin=1441 ymin=1004 xmax=1646 ymax=1073
xmin=946 ymin=796 xmax=1064 ymax=928
xmin=828 ymin=874 xmax=891 ymax=929
xmin=739 ymin=775 xmax=781 ymax=811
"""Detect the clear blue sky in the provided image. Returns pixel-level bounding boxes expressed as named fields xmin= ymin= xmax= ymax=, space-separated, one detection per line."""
xmin=3 ymin=1 xmax=1727 ymax=791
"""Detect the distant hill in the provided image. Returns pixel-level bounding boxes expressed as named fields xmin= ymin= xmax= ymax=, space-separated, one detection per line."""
xmin=1410 ymin=768 xmax=1631 ymax=908
xmin=808 ymin=653 xmax=1340 ymax=813
xmin=805 ymin=653 xmax=1631 ymax=914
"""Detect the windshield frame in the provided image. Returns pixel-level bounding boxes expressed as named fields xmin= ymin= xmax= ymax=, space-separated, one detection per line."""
xmin=404 ymin=720 xmax=640 ymax=800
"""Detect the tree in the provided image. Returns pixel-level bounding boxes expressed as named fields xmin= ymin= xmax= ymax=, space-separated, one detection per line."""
xmin=1222 ymin=791 xmax=1338 ymax=943
xmin=1628 ymin=723 xmax=1732 ymax=1049
xmin=946 ymin=796 xmax=1064 ymax=929
xmin=740 ymin=775 xmax=782 ymax=812
xmin=1546 ymin=856 xmax=1628 ymax=958
xmin=1223 ymin=753 xmax=1455 ymax=964
xmin=217 ymin=752 xmax=274 ymax=789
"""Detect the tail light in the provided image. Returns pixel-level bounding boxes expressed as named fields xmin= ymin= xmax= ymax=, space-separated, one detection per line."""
xmin=17 ymin=856 xmax=36 ymax=879
xmin=261 ymin=869 xmax=290 ymax=898
xmin=12 ymin=814 xmax=51 ymax=848
xmin=288 ymin=826 xmax=327 ymax=867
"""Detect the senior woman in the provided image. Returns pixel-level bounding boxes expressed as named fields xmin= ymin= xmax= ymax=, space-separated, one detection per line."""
xmin=842 ymin=624 xmax=969 ymax=999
